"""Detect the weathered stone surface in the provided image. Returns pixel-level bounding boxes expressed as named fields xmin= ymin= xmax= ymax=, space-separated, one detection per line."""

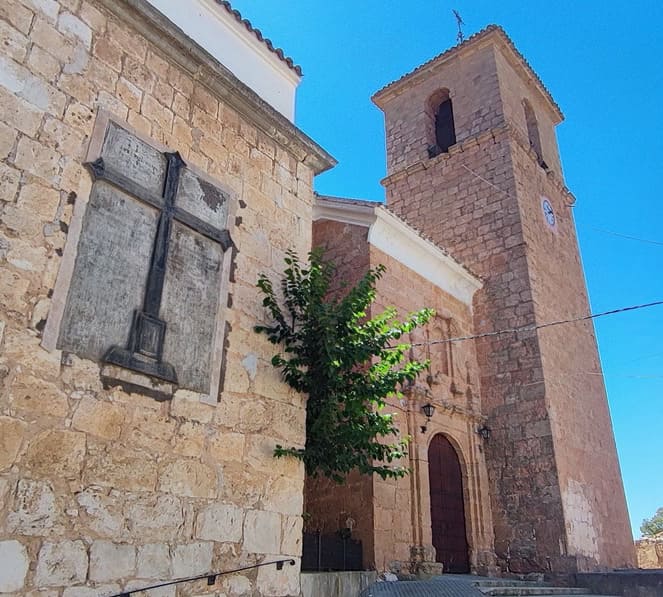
xmin=256 ymin=556 xmax=299 ymax=597
xmin=35 ymin=540 xmax=88 ymax=587
xmin=243 ymin=510 xmax=281 ymax=555
xmin=171 ymin=389 xmax=214 ymax=423
xmin=195 ymin=502 xmax=243 ymax=543
xmin=76 ymin=486 xmax=125 ymax=536
xmin=58 ymin=182 xmax=159 ymax=361
xmin=281 ymin=515 xmax=303 ymax=556
xmin=62 ymin=584 xmax=121 ymax=597
xmin=171 ymin=542 xmax=213 ymax=578
xmin=0 ymin=416 xmax=27 ymax=471
xmin=90 ymin=541 xmax=136 ymax=582
xmin=6 ymin=479 xmax=65 ymax=536
xmin=84 ymin=444 xmax=157 ymax=492
xmin=72 ymin=396 xmax=126 ymax=440
xmin=160 ymin=220 xmax=223 ymax=394
xmin=23 ymin=429 xmax=86 ymax=480
xmin=0 ymin=540 xmax=29 ymax=592
xmin=158 ymin=460 xmax=217 ymax=498
xmin=137 ymin=543 xmax=170 ymax=579
xmin=124 ymin=494 xmax=184 ymax=541
xmin=9 ymin=374 xmax=69 ymax=417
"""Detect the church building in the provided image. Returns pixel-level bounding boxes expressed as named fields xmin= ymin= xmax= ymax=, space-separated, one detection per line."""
xmin=0 ymin=1 xmax=634 ymax=595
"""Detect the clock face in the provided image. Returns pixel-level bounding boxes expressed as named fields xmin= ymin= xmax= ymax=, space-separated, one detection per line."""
xmin=541 ymin=197 xmax=556 ymax=230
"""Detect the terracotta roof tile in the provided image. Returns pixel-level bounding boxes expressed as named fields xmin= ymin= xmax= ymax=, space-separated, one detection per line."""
xmin=372 ymin=25 xmax=562 ymax=120
xmin=216 ymin=1 xmax=302 ymax=76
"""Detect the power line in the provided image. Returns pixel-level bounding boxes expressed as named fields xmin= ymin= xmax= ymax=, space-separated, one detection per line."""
xmin=586 ymin=226 xmax=663 ymax=247
xmin=409 ymin=300 xmax=663 ymax=347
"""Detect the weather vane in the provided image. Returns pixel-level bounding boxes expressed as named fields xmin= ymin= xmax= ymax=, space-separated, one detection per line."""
xmin=452 ymin=9 xmax=465 ymax=44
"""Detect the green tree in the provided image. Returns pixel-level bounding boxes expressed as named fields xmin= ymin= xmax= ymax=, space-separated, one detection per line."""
xmin=640 ymin=507 xmax=663 ymax=537
xmin=255 ymin=249 xmax=433 ymax=483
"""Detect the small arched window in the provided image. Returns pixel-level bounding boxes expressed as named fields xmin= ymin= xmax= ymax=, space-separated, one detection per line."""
xmin=435 ymin=98 xmax=456 ymax=153
xmin=522 ymin=99 xmax=546 ymax=168
xmin=427 ymin=89 xmax=456 ymax=157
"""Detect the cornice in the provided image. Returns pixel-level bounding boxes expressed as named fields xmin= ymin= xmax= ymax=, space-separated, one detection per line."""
xmin=98 ymin=0 xmax=336 ymax=174
xmin=313 ymin=196 xmax=483 ymax=307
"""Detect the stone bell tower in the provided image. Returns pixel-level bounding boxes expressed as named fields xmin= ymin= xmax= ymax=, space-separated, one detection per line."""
xmin=372 ymin=26 xmax=635 ymax=574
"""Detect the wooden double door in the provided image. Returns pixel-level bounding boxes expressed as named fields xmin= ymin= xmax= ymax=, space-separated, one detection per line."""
xmin=428 ymin=434 xmax=470 ymax=573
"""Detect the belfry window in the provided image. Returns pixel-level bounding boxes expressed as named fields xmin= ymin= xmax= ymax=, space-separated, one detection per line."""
xmin=523 ymin=99 xmax=547 ymax=169
xmin=427 ymin=90 xmax=456 ymax=158
xmin=435 ymin=98 xmax=456 ymax=153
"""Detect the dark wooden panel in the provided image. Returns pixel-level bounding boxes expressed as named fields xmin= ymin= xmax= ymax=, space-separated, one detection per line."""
xmin=428 ymin=434 xmax=469 ymax=573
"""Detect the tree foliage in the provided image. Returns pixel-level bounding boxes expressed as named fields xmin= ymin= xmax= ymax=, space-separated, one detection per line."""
xmin=640 ymin=507 xmax=663 ymax=537
xmin=255 ymin=249 xmax=433 ymax=483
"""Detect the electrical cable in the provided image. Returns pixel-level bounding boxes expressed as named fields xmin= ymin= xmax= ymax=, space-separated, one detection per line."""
xmin=408 ymin=300 xmax=663 ymax=347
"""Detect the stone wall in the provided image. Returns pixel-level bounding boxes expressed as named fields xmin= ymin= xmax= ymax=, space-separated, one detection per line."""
xmin=0 ymin=0 xmax=331 ymax=595
xmin=309 ymin=216 xmax=494 ymax=575
xmin=636 ymin=537 xmax=663 ymax=569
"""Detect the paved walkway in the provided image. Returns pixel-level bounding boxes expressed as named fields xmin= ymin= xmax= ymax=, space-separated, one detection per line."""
xmin=360 ymin=575 xmax=486 ymax=597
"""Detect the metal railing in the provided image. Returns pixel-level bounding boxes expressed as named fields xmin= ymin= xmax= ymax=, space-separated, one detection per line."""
xmin=108 ymin=559 xmax=296 ymax=596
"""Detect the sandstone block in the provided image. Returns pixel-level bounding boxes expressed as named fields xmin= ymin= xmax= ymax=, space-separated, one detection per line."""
xmin=137 ymin=543 xmax=170 ymax=579
xmin=171 ymin=390 xmax=214 ymax=423
xmin=0 ymin=268 xmax=30 ymax=312
xmin=35 ymin=540 xmax=88 ymax=587
xmin=24 ymin=0 xmax=59 ymax=21
xmin=17 ymin=182 xmax=60 ymax=222
xmin=281 ymin=515 xmax=303 ymax=556
xmin=208 ymin=431 xmax=245 ymax=463
xmin=171 ymin=542 xmax=213 ymax=578
xmin=90 ymin=541 xmax=136 ymax=582
xmin=127 ymin=409 xmax=177 ymax=452
xmin=0 ymin=0 xmax=34 ymax=34
xmin=0 ymin=540 xmax=29 ymax=592
xmin=243 ymin=509 xmax=281 ymax=554
xmin=6 ymin=478 xmax=64 ymax=536
xmin=23 ymin=429 xmax=86 ymax=480
xmin=84 ymin=444 xmax=157 ymax=492
xmin=76 ymin=486 xmax=125 ymax=536
xmin=72 ymin=396 xmax=126 ymax=440
xmin=158 ymin=460 xmax=217 ymax=499
xmin=57 ymin=12 xmax=91 ymax=49
xmin=0 ymin=416 xmax=27 ymax=470
xmin=195 ymin=502 xmax=243 ymax=543
xmin=14 ymin=136 xmax=61 ymax=183
xmin=0 ymin=162 xmax=20 ymax=201
xmin=10 ymin=374 xmax=69 ymax=417
xmin=172 ymin=421 xmax=206 ymax=457
xmin=256 ymin=556 xmax=299 ymax=597
xmin=62 ymin=585 xmax=121 ymax=597
xmin=263 ymin=475 xmax=303 ymax=516
xmin=124 ymin=494 xmax=184 ymax=542
xmin=0 ymin=19 xmax=28 ymax=63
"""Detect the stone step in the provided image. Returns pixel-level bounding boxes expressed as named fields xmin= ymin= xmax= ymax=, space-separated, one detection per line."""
xmin=478 ymin=589 xmax=593 ymax=597
xmin=473 ymin=580 xmax=551 ymax=587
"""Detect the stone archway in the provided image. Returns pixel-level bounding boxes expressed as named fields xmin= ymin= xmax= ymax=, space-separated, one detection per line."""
xmin=428 ymin=433 xmax=470 ymax=573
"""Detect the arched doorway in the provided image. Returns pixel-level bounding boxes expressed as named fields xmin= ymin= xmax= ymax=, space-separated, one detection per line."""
xmin=428 ymin=434 xmax=470 ymax=573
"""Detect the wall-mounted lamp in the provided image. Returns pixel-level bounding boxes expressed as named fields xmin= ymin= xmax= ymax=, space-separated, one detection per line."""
xmin=476 ymin=425 xmax=491 ymax=441
xmin=420 ymin=402 xmax=436 ymax=433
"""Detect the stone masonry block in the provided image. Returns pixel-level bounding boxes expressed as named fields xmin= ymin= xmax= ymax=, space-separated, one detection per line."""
xmin=35 ymin=540 xmax=88 ymax=587
xmin=243 ymin=509 xmax=281 ymax=555
xmin=0 ymin=540 xmax=29 ymax=592
xmin=90 ymin=541 xmax=136 ymax=582
xmin=171 ymin=542 xmax=213 ymax=578
xmin=195 ymin=502 xmax=243 ymax=543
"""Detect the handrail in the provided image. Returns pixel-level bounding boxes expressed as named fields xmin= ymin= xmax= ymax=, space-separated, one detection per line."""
xmin=108 ymin=558 xmax=296 ymax=596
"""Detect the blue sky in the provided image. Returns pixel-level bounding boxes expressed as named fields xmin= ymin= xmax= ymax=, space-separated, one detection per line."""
xmin=231 ymin=0 xmax=663 ymax=538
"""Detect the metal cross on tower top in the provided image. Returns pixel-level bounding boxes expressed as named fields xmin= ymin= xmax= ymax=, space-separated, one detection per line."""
xmin=85 ymin=153 xmax=232 ymax=385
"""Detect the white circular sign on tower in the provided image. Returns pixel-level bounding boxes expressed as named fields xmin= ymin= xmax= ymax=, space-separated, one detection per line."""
xmin=541 ymin=196 xmax=557 ymax=231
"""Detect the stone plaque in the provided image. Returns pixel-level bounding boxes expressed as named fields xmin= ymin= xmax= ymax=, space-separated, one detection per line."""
xmin=161 ymin=222 xmax=223 ymax=391
xmin=58 ymin=183 xmax=158 ymax=360
xmin=56 ymin=120 xmax=233 ymax=398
